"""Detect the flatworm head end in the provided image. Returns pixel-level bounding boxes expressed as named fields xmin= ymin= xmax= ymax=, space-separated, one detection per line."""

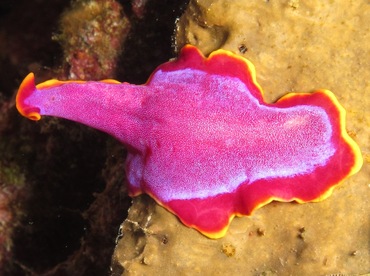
xmin=16 ymin=73 xmax=41 ymax=121
xmin=16 ymin=73 xmax=122 ymax=122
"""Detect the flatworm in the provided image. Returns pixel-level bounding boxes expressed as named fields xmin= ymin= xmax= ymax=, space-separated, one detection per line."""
xmin=16 ymin=45 xmax=363 ymax=238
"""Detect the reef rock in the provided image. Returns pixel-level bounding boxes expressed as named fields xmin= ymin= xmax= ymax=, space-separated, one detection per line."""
xmin=112 ymin=0 xmax=370 ymax=274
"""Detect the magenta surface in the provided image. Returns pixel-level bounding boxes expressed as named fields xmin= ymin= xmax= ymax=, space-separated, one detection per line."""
xmin=16 ymin=45 xmax=362 ymax=238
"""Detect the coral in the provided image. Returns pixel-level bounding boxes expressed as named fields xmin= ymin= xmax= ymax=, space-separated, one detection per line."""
xmin=0 ymin=99 xmax=27 ymax=273
xmin=0 ymin=0 xmax=190 ymax=274
xmin=55 ymin=0 xmax=130 ymax=80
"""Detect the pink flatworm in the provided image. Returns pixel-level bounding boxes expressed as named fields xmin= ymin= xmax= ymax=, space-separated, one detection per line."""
xmin=16 ymin=45 xmax=362 ymax=238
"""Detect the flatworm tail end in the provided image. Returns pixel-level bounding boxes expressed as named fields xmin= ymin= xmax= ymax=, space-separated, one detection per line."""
xmin=276 ymin=89 xmax=363 ymax=202
xmin=16 ymin=73 xmax=41 ymax=121
xmin=321 ymin=89 xmax=363 ymax=178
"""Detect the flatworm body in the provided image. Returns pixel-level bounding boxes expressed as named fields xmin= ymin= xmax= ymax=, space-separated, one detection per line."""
xmin=16 ymin=45 xmax=363 ymax=238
